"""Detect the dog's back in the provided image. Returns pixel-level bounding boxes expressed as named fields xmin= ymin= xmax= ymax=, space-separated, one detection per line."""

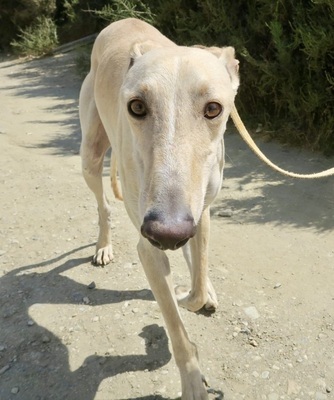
xmin=90 ymin=18 xmax=174 ymax=80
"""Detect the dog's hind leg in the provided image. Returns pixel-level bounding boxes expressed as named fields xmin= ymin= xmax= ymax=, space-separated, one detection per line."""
xmin=176 ymin=207 xmax=218 ymax=312
xmin=80 ymin=73 xmax=113 ymax=265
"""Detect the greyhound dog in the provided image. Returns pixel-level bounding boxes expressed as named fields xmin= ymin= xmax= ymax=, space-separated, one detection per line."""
xmin=79 ymin=18 xmax=334 ymax=399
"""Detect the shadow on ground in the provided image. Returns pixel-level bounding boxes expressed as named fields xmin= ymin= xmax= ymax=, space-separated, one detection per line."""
xmin=0 ymin=53 xmax=82 ymax=156
xmin=0 ymin=245 xmax=173 ymax=400
xmin=212 ymin=131 xmax=334 ymax=232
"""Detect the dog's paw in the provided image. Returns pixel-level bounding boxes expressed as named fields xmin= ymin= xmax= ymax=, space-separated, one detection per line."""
xmin=181 ymin=369 xmax=209 ymax=400
xmin=175 ymin=284 xmax=218 ymax=313
xmin=93 ymin=244 xmax=114 ymax=265
xmin=203 ymin=294 xmax=218 ymax=312
xmin=174 ymin=286 xmax=204 ymax=312
xmin=204 ymin=279 xmax=218 ymax=311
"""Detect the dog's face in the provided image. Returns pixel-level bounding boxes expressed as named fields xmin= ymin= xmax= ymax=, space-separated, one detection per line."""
xmin=121 ymin=45 xmax=239 ymax=250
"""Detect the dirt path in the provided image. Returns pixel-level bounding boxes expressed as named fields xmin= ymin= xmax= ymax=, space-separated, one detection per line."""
xmin=0 ymin=52 xmax=333 ymax=400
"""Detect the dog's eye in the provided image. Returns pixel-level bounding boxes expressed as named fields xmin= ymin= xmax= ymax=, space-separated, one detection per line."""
xmin=204 ymin=102 xmax=222 ymax=119
xmin=128 ymin=99 xmax=147 ymax=118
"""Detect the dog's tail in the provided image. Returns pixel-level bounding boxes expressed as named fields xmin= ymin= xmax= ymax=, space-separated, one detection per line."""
xmin=111 ymin=151 xmax=123 ymax=201
xmin=231 ymin=105 xmax=334 ymax=179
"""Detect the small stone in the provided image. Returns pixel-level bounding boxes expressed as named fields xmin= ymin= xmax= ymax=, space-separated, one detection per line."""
xmin=243 ymin=306 xmax=260 ymax=320
xmin=11 ymin=387 xmax=19 ymax=394
xmin=83 ymin=296 xmax=90 ymax=304
xmin=317 ymin=333 xmax=327 ymax=340
xmin=241 ymin=327 xmax=251 ymax=335
xmin=274 ymin=283 xmax=282 ymax=289
xmin=0 ymin=345 xmax=6 ymax=351
xmin=132 ymin=308 xmax=139 ymax=314
xmin=87 ymin=281 xmax=96 ymax=289
xmin=249 ymin=339 xmax=259 ymax=347
xmin=261 ymin=371 xmax=270 ymax=379
xmin=42 ymin=335 xmax=51 ymax=343
xmin=217 ymin=209 xmax=233 ymax=217
xmin=326 ymin=387 xmax=332 ymax=393
xmin=0 ymin=364 xmax=10 ymax=375
xmin=27 ymin=319 xmax=35 ymax=326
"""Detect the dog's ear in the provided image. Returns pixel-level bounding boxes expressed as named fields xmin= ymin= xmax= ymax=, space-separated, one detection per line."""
xmin=219 ymin=46 xmax=239 ymax=92
xmin=129 ymin=40 xmax=163 ymax=69
xmin=193 ymin=45 xmax=240 ymax=92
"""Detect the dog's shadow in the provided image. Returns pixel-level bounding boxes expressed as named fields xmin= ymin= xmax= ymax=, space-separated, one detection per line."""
xmin=0 ymin=244 xmax=173 ymax=400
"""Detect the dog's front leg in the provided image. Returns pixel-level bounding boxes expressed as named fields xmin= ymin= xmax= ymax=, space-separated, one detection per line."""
xmin=137 ymin=238 xmax=208 ymax=400
xmin=176 ymin=207 xmax=218 ymax=312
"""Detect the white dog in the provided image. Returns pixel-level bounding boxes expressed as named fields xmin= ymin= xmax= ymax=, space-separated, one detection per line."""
xmin=79 ymin=18 xmax=334 ymax=399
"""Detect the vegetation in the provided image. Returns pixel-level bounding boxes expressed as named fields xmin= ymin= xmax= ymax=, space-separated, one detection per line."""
xmin=0 ymin=0 xmax=56 ymax=52
xmin=92 ymin=0 xmax=155 ymax=24
xmin=1 ymin=0 xmax=333 ymax=154
xmin=11 ymin=16 xmax=58 ymax=56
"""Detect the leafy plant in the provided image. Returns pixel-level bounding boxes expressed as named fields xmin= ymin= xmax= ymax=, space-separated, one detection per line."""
xmin=91 ymin=0 xmax=155 ymax=24
xmin=11 ymin=16 xmax=58 ymax=56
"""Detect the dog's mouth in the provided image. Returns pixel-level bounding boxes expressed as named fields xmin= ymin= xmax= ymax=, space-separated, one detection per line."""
xmin=146 ymin=236 xmax=191 ymax=251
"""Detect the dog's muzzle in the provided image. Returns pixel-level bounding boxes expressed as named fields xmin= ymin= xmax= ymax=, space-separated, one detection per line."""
xmin=141 ymin=210 xmax=197 ymax=251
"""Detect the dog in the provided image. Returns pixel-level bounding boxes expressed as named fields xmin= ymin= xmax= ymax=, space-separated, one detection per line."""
xmin=79 ymin=18 xmax=334 ymax=399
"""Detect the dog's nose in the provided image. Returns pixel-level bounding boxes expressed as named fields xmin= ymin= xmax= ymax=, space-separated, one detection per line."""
xmin=141 ymin=211 xmax=196 ymax=251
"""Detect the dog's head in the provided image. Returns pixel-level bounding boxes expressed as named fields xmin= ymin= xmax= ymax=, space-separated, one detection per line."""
xmin=121 ymin=43 xmax=239 ymax=250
